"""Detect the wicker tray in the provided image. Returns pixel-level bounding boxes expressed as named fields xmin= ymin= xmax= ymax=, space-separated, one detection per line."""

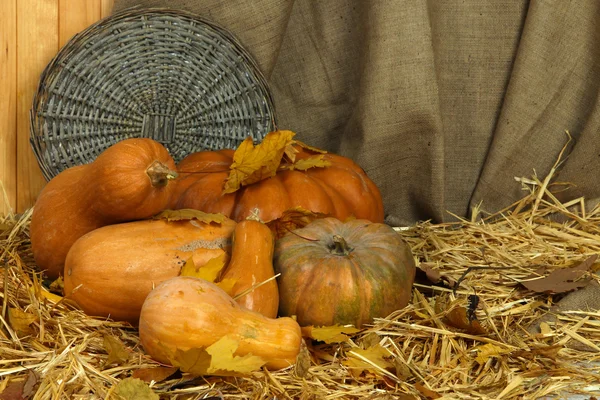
xmin=30 ymin=8 xmax=276 ymax=181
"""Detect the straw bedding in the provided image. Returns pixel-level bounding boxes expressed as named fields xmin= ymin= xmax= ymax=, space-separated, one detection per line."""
xmin=1 ymin=169 xmax=600 ymax=400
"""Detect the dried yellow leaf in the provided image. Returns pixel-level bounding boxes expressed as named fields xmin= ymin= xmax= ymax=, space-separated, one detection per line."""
xmin=290 ymin=155 xmax=332 ymax=171
xmin=103 ymin=334 xmax=130 ymax=366
xmin=8 ymin=308 xmax=38 ymax=336
xmin=207 ymin=335 xmax=266 ymax=374
xmin=302 ymin=324 xmax=360 ymax=344
xmin=223 ymin=130 xmax=296 ymax=193
xmin=180 ymin=253 xmax=228 ymax=282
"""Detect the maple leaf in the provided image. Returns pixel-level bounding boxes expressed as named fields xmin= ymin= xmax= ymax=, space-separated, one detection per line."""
xmin=131 ymin=367 xmax=178 ymax=383
xmin=344 ymin=344 xmax=395 ymax=376
xmin=153 ymin=209 xmax=226 ymax=224
xmin=289 ymin=155 xmax=332 ymax=171
xmin=207 ymin=335 xmax=266 ymax=375
xmin=112 ymin=378 xmax=159 ymax=400
xmin=180 ymin=253 xmax=228 ymax=282
xmin=223 ymin=130 xmax=296 ymax=193
xmin=103 ymin=334 xmax=130 ymax=366
xmin=266 ymin=207 xmax=327 ymax=239
xmin=8 ymin=308 xmax=38 ymax=336
xmin=167 ymin=335 xmax=266 ymax=377
xmin=169 ymin=347 xmax=212 ymax=376
xmin=302 ymin=324 xmax=361 ymax=344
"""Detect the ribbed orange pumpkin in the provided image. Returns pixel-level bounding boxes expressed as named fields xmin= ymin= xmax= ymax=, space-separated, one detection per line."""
xmin=273 ymin=218 xmax=416 ymax=328
xmin=173 ymin=148 xmax=384 ymax=224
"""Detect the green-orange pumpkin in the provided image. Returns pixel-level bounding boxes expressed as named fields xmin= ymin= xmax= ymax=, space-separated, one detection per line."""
xmin=173 ymin=148 xmax=384 ymax=224
xmin=273 ymin=218 xmax=416 ymax=327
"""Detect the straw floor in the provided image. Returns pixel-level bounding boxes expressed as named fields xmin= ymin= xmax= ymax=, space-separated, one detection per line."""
xmin=1 ymin=171 xmax=600 ymax=399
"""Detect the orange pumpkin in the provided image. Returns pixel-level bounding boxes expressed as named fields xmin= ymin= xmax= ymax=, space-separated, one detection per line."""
xmin=273 ymin=217 xmax=416 ymax=327
xmin=173 ymin=148 xmax=384 ymax=224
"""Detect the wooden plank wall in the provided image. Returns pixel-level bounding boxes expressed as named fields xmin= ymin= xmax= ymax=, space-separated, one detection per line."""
xmin=0 ymin=0 xmax=114 ymax=216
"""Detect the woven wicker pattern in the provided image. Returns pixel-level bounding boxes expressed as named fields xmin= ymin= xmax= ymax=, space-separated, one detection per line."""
xmin=30 ymin=8 xmax=276 ymax=181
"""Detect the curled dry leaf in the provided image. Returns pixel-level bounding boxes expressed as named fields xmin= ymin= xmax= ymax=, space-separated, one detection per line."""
xmin=414 ymin=263 xmax=457 ymax=292
xmin=414 ymin=382 xmax=442 ymax=399
xmin=435 ymin=295 xmax=487 ymax=335
xmin=520 ymin=255 xmax=597 ymax=294
xmin=288 ymin=155 xmax=332 ymax=171
xmin=301 ymin=324 xmax=361 ymax=344
xmin=266 ymin=207 xmax=328 ymax=239
xmin=153 ymin=209 xmax=226 ymax=224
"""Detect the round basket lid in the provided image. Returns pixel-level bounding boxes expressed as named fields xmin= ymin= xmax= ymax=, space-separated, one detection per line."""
xmin=30 ymin=8 xmax=277 ymax=181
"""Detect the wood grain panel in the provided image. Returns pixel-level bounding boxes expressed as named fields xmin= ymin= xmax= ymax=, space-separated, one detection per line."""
xmin=101 ymin=0 xmax=115 ymax=18
xmin=0 ymin=0 xmax=17 ymax=215
xmin=16 ymin=0 xmax=59 ymax=211
xmin=59 ymin=0 xmax=101 ymax=47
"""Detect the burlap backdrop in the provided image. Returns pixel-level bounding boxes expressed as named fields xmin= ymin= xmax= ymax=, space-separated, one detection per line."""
xmin=113 ymin=0 xmax=600 ymax=226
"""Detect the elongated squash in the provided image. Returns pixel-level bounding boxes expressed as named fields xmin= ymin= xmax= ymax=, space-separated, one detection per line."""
xmin=220 ymin=218 xmax=279 ymax=318
xmin=63 ymin=217 xmax=236 ymax=324
xmin=30 ymin=138 xmax=178 ymax=279
xmin=139 ymin=276 xmax=302 ymax=371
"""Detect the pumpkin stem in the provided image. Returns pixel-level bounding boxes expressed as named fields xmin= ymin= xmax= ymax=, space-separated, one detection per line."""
xmin=146 ymin=161 xmax=179 ymax=188
xmin=330 ymin=234 xmax=352 ymax=256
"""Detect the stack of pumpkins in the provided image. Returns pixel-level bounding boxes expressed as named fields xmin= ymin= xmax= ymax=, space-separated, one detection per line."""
xmin=30 ymin=137 xmax=416 ymax=370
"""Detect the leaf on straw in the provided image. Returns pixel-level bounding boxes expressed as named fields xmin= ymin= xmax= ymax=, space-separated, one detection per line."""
xmin=301 ymin=324 xmax=361 ymax=344
xmin=284 ymin=142 xmax=300 ymax=163
xmin=414 ymin=263 xmax=457 ymax=289
xmin=8 ymin=308 xmax=38 ymax=336
xmin=207 ymin=335 xmax=266 ymax=375
xmin=520 ymin=255 xmax=597 ymax=294
xmin=473 ymin=343 xmax=511 ymax=364
xmin=344 ymin=344 xmax=395 ymax=376
xmin=112 ymin=378 xmax=159 ymax=400
xmin=223 ymin=130 xmax=296 ymax=193
xmin=414 ymin=382 xmax=442 ymax=399
xmin=0 ymin=371 xmax=39 ymax=400
xmin=180 ymin=253 xmax=228 ymax=282
xmin=216 ymin=278 xmax=238 ymax=296
xmin=169 ymin=347 xmax=212 ymax=376
xmin=290 ymin=155 xmax=331 ymax=171
xmin=445 ymin=306 xmax=487 ymax=335
xmin=154 ymin=209 xmax=226 ymax=224
xmin=512 ymin=345 xmax=562 ymax=361
xmin=266 ymin=207 xmax=328 ymax=239
xmin=48 ymin=276 xmax=64 ymax=293
xmin=168 ymin=336 xmax=266 ymax=377
xmin=103 ymin=334 xmax=130 ymax=366
xmin=28 ymin=284 xmax=63 ymax=304
xmin=295 ymin=340 xmax=311 ymax=378
xmin=360 ymin=332 xmax=382 ymax=349
xmin=393 ymin=358 xmax=413 ymax=380
xmin=435 ymin=295 xmax=487 ymax=335
xmin=132 ymin=367 xmax=179 ymax=383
